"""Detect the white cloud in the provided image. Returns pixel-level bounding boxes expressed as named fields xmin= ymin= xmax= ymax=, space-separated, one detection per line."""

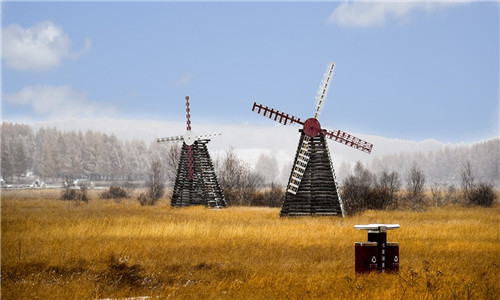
xmin=327 ymin=1 xmax=470 ymax=27
xmin=70 ymin=38 xmax=92 ymax=59
xmin=5 ymin=85 xmax=116 ymax=118
xmin=2 ymin=21 xmax=91 ymax=71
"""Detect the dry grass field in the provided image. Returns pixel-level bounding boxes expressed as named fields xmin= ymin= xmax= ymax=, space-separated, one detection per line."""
xmin=1 ymin=189 xmax=498 ymax=299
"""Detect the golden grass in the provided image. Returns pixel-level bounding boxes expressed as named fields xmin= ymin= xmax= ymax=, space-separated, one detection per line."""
xmin=1 ymin=190 xmax=498 ymax=299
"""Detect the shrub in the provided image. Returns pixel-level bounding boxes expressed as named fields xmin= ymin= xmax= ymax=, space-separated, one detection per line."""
xmin=223 ymin=188 xmax=254 ymax=206
xmin=262 ymin=183 xmax=285 ymax=207
xmin=367 ymin=186 xmax=392 ymax=210
xmin=341 ymin=165 xmax=401 ymax=215
xmin=468 ymin=183 xmax=496 ymax=207
xmin=460 ymin=161 xmax=496 ymax=207
xmin=100 ymin=186 xmax=129 ymax=199
xmin=61 ymin=184 xmax=88 ymax=203
xmin=405 ymin=164 xmax=426 ymax=210
xmin=137 ymin=192 xmax=154 ymax=206
xmin=216 ymin=148 xmax=264 ymax=206
xmin=430 ymin=183 xmax=444 ymax=207
xmin=444 ymin=184 xmax=462 ymax=204
xmin=249 ymin=184 xmax=284 ymax=207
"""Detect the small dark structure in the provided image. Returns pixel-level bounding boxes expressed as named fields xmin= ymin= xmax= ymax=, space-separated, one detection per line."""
xmin=157 ymin=96 xmax=226 ymax=208
xmin=280 ymin=129 xmax=342 ymax=216
xmin=251 ymin=61 xmax=374 ymax=217
xmin=172 ymin=139 xmax=225 ymax=207
xmin=354 ymin=224 xmax=400 ymax=274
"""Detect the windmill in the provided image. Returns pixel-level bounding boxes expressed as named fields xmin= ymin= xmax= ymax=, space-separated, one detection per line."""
xmin=251 ymin=61 xmax=373 ymax=217
xmin=157 ymin=96 xmax=226 ymax=208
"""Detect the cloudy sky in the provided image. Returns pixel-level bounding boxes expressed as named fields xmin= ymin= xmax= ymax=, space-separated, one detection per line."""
xmin=2 ymin=1 xmax=498 ymax=168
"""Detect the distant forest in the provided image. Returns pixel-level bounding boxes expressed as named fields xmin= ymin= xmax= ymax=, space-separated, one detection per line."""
xmin=368 ymin=140 xmax=499 ymax=186
xmin=1 ymin=122 xmax=175 ymax=183
xmin=336 ymin=139 xmax=499 ymax=187
xmin=1 ymin=122 xmax=499 ymax=187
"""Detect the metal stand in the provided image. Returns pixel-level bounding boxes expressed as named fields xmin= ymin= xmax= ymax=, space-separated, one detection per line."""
xmin=354 ymin=224 xmax=400 ymax=274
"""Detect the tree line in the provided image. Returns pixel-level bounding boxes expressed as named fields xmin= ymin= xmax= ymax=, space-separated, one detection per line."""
xmin=342 ymin=160 xmax=496 ymax=215
xmin=367 ymin=139 xmax=499 ymax=186
xmin=1 ymin=122 xmax=497 ymax=210
xmin=1 ymin=122 xmax=174 ymax=183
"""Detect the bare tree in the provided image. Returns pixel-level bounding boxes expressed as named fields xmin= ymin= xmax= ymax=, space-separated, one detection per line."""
xmin=164 ymin=144 xmax=181 ymax=182
xmin=139 ymin=159 xmax=165 ymax=206
xmin=13 ymin=140 xmax=28 ymax=181
xmin=341 ymin=162 xmax=375 ymax=215
xmin=461 ymin=161 xmax=497 ymax=207
xmin=444 ymin=184 xmax=461 ymax=204
xmin=255 ymin=153 xmax=279 ymax=184
xmin=461 ymin=161 xmax=475 ymax=203
xmin=38 ymin=135 xmax=60 ymax=181
xmin=1 ymin=140 xmax=14 ymax=181
xmin=377 ymin=170 xmax=401 ymax=209
xmin=216 ymin=148 xmax=264 ymax=206
xmin=217 ymin=148 xmax=243 ymax=190
xmin=406 ymin=163 xmax=426 ymax=210
xmin=430 ymin=183 xmax=443 ymax=207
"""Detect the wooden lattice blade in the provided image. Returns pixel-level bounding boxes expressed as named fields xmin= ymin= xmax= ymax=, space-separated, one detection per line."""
xmin=157 ymin=135 xmax=184 ymax=143
xmin=287 ymin=136 xmax=310 ymax=194
xmin=157 ymin=133 xmax=221 ymax=144
xmin=314 ymin=61 xmax=335 ymax=119
xmin=252 ymin=102 xmax=304 ymax=126
xmin=323 ymin=129 xmax=373 ymax=153
xmin=185 ymin=96 xmax=192 ymax=131
xmin=195 ymin=133 xmax=222 ymax=140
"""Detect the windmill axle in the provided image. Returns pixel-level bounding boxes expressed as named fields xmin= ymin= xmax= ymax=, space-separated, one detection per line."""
xmin=303 ymin=118 xmax=322 ymax=137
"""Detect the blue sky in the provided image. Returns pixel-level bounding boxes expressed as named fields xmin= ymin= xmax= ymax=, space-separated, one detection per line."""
xmin=2 ymin=1 xmax=499 ymax=144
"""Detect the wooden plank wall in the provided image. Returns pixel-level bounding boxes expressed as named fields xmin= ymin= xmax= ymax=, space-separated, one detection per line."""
xmin=280 ymin=130 xmax=343 ymax=217
xmin=171 ymin=140 xmax=226 ymax=208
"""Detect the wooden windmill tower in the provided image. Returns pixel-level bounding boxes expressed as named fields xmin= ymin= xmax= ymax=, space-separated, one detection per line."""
xmin=157 ymin=96 xmax=226 ymax=208
xmin=251 ymin=61 xmax=373 ymax=217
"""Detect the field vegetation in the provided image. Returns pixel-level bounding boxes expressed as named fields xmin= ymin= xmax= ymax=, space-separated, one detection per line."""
xmin=1 ymin=189 xmax=498 ymax=299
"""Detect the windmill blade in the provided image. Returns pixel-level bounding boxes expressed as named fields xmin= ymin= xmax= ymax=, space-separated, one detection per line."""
xmin=323 ymin=129 xmax=373 ymax=154
xmin=195 ymin=132 xmax=222 ymax=140
xmin=287 ymin=136 xmax=311 ymax=194
xmin=185 ymin=96 xmax=192 ymax=131
xmin=252 ymin=102 xmax=304 ymax=126
xmin=314 ymin=61 xmax=335 ymax=119
xmin=157 ymin=135 xmax=184 ymax=143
